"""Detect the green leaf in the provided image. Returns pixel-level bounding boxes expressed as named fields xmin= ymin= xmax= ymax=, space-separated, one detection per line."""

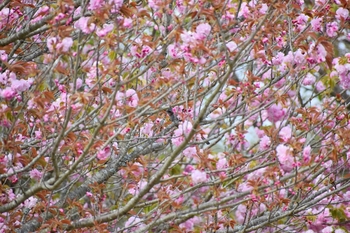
xmin=170 ymin=164 xmax=181 ymax=175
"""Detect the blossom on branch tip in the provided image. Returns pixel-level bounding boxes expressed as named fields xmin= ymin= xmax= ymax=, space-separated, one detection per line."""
xmin=191 ymin=170 xmax=207 ymax=184
xmin=276 ymin=144 xmax=294 ymax=172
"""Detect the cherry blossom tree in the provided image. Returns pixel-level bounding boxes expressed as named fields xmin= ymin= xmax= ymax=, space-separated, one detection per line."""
xmin=1 ymin=0 xmax=350 ymax=232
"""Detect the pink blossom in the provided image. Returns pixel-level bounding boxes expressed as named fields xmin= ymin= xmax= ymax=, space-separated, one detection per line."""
xmin=89 ymin=0 xmax=104 ymax=11
xmin=0 ymin=50 xmax=7 ymax=61
xmin=276 ymin=144 xmax=294 ymax=172
xmin=115 ymin=91 xmax=125 ymax=106
xmin=191 ymin=170 xmax=207 ymax=184
xmin=167 ymin=44 xmax=181 ymax=58
xmin=302 ymin=73 xmax=316 ymax=85
xmin=267 ymin=104 xmax=285 ymax=123
xmin=0 ymin=72 xmax=7 ymax=84
xmin=47 ymin=37 xmax=58 ymax=53
xmin=303 ymin=145 xmax=311 ymax=163
xmin=316 ymin=81 xmax=325 ymax=92
xmin=179 ymin=216 xmax=201 ymax=231
xmin=123 ymin=18 xmax=132 ymax=28
xmin=238 ymin=2 xmax=250 ymax=18
xmin=226 ymin=41 xmax=237 ymax=52
xmin=75 ymin=78 xmax=83 ymax=89
xmin=315 ymin=0 xmax=326 ymax=6
xmin=339 ymin=72 xmax=350 ymax=89
xmin=97 ymin=146 xmax=111 ymax=160
xmin=259 ymin=4 xmax=268 ymax=14
xmin=294 ymin=49 xmax=306 ymax=64
xmin=279 ymin=126 xmax=292 ymax=142
xmin=96 ymin=23 xmax=114 ymax=37
xmin=74 ymin=17 xmax=95 ymax=34
xmin=23 ymin=196 xmax=38 ymax=209
xmin=311 ymin=18 xmax=322 ymax=32
xmin=109 ymin=0 xmax=123 ymax=13
xmin=1 ymin=87 xmax=16 ymax=100
xmin=60 ymin=37 xmax=73 ymax=52
xmin=124 ymin=216 xmax=145 ymax=230
xmin=321 ymin=226 xmax=333 ymax=233
xmin=294 ymin=14 xmax=308 ymax=31
xmin=216 ymin=157 xmax=227 ymax=170
xmin=336 ymin=7 xmax=349 ymax=20
xmin=125 ymin=89 xmax=139 ymax=107
xmin=11 ymin=79 xmax=30 ymax=92
xmin=272 ymin=52 xmax=285 ymax=65
xmin=180 ymin=31 xmax=197 ymax=45
xmin=148 ymin=0 xmax=162 ymax=10
xmin=335 ymin=229 xmax=346 ymax=233
xmin=326 ymin=22 xmax=338 ymax=37
xmin=235 ymin=204 xmax=247 ymax=224
xmin=86 ymin=192 xmax=93 ymax=197
xmin=141 ymin=122 xmax=154 ymax=137
xmin=128 ymin=180 xmax=147 ymax=195
xmin=183 ymin=147 xmax=197 ymax=159
xmin=29 ymin=169 xmax=43 ymax=181
xmin=259 ymin=136 xmax=271 ymax=151
xmin=195 ymin=23 xmax=211 ymax=40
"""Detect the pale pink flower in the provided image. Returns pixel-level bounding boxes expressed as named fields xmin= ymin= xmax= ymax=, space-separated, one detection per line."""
xmin=74 ymin=17 xmax=95 ymax=34
xmin=47 ymin=37 xmax=58 ymax=53
xmin=311 ymin=18 xmax=322 ymax=32
xmin=60 ymin=37 xmax=73 ymax=52
xmin=259 ymin=4 xmax=268 ymax=14
xmin=124 ymin=216 xmax=145 ymax=230
xmin=11 ymin=79 xmax=30 ymax=92
xmin=321 ymin=226 xmax=333 ymax=233
xmin=272 ymin=52 xmax=285 ymax=65
xmin=128 ymin=180 xmax=147 ymax=195
xmin=226 ymin=41 xmax=237 ymax=52
xmin=97 ymin=146 xmax=111 ymax=160
xmin=115 ymin=91 xmax=125 ymax=106
xmin=89 ymin=0 xmax=104 ymax=11
xmin=0 ymin=50 xmax=7 ymax=61
xmin=303 ymin=145 xmax=311 ymax=163
xmin=216 ymin=157 xmax=227 ymax=170
xmin=29 ymin=169 xmax=43 ymax=181
xmin=294 ymin=49 xmax=306 ymax=64
xmin=235 ymin=204 xmax=247 ymax=224
xmin=191 ymin=170 xmax=207 ymax=184
xmin=123 ymin=18 xmax=132 ymax=28
xmin=180 ymin=31 xmax=197 ymax=45
xmin=183 ymin=147 xmax=197 ymax=159
xmin=267 ymin=104 xmax=285 ymax=123
xmin=168 ymin=44 xmax=181 ymax=58
xmin=179 ymin=216 xmax=201 ymax=231
xmin=315 ymin=0 xmax=326 ymax=6
xmin=276 ymin=144 xmax=294 ymax=172
xmin=316 ymin=81 xmax=325 ymax=92
xmin=140 ymin=122 xmax=154 ymax=137
xmin=23 ymin=196 xmax=37 ymax=209
xmin=302 ymin=73 xmax=316 ymax=85
xmin=335 ymin=229 xmax=346 ymax=233
xmin=1 ymin=87 xmax=16 ymax=100
xmin=279 ymin=126 xmax=292 ymax=142
xmin=125 ymin=89 xmax=139 ymax=107
xmin=259 ymin=136 xmax=271 ymax=151
xmin=148 ymin=0 xmax=162 ymax=10
xmin=195 ymin=23 xmax=211 ymax=40
xmin=96 ymin=23 xmax=114 ymax=37
xmin=336 ymin=7 xmax=349 ymax=20
xmin=326 ymin=22 xmax=338 ymax=37
xmin=86 ymin=191 xmax=93 ymax=197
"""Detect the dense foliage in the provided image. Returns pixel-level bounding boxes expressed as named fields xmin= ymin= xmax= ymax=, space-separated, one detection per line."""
xmin=1 ymin=0 xmax=350 ymax=232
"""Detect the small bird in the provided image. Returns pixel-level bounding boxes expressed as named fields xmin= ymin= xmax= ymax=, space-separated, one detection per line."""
xmin=166 ymin=107 xmax=179 ymax=123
